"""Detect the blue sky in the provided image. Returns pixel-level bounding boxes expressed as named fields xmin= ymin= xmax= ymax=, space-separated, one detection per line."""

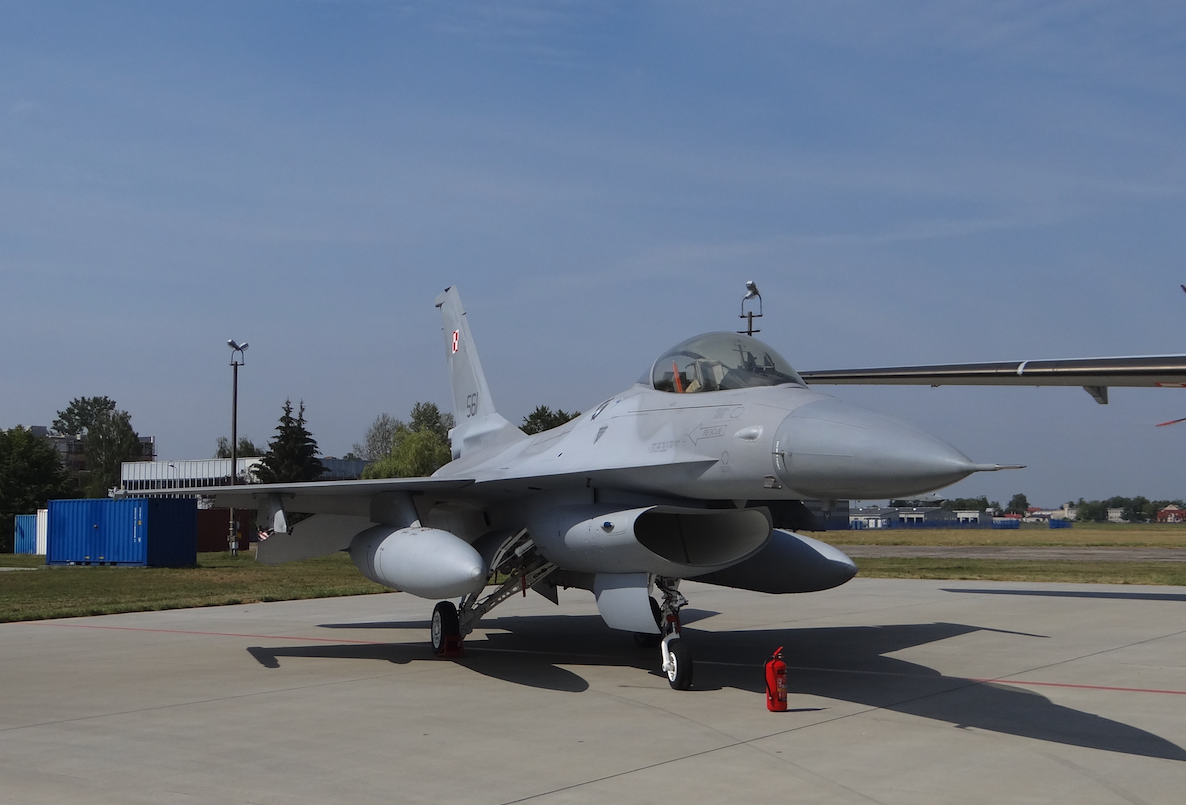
xmin=3 ymin=1 xmax=1185 ymax=507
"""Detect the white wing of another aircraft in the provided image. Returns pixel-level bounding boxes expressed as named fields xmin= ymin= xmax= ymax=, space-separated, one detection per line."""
xmin=152 ymin=286 xmax=1186 ymax=690
xmin=800 ymin=356 xmax=1186 ymax=405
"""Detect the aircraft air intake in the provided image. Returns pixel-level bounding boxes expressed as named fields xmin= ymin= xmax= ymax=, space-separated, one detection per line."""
xmin=527 ymin=505 xmax=772 ymax=577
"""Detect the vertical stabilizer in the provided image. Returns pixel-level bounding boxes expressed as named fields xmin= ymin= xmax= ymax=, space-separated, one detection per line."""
xmin=435 ymin=287 xmax=526 ymax=459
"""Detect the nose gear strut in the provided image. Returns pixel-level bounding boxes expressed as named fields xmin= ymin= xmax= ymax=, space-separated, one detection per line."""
xmin=656 ymin=576 xmax=693 ymax=690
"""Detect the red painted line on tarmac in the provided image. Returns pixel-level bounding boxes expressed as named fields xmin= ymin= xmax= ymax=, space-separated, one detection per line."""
xmin=785 ymin=664 xmax=1186 ymax=696
xmin=26 ymin=621 xmax=387 ymax=645
xmin=971 ymin=677 xmax=1186 ymax=696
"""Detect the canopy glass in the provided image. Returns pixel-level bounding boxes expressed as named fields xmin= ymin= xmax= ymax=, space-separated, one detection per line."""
xmin=649 ymin=333 xmax=804 ymax=393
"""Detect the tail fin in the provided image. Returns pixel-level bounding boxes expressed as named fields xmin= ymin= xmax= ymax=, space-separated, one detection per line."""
xmin=435 ymin=287 xmax=526 ymax=459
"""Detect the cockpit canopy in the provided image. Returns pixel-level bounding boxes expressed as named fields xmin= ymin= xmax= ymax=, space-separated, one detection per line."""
xmin=649 ymin=332 xmax=805 ymax=393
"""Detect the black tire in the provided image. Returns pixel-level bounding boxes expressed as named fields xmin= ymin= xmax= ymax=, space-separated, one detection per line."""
xmin=633 ymin=597 xmax=663 ymax=647
xmin=665 ymin=638 xmax=693 ymax=690
xmin=431 ymin=601 xmax=460 ymax=655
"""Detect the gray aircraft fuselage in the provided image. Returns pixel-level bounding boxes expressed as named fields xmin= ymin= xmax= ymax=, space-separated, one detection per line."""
xmin=436 ymin=381 xmax=992 ymax=505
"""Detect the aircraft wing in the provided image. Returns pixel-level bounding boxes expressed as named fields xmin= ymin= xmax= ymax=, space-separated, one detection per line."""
xmin=799 ymin=355 xmax=1186 ymax=404
xmin=180 ymin=477 xmax=475 ymax=515
xmin=155 ymin=459 xmax=720 ymax=516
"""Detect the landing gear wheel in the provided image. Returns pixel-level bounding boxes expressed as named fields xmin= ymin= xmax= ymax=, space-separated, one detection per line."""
xmin=633 ymin=597 xmax=663 ymax=648
xmin=665 ymin=638 xmax=693 ymax=690
xmin=431 ymin=601 xmax=460 ymax=656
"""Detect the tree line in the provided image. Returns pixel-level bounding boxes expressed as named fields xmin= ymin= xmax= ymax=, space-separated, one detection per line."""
xmin=936 ymin=493 xmax=1186 ymax=522
xmin=1072 ymin=496 xmax=1185 ymax=523
xmin=2 ymin=395 xmax=579 ymax=551
xmin=351 ymin=403 xmax=577 ymax=479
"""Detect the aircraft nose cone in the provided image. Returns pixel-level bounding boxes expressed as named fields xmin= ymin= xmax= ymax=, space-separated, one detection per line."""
xmin=774 ymin=398 xmax=980 ymax=499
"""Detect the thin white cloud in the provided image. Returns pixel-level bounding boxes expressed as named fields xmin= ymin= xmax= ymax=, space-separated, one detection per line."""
xmin=8 ymin=99 xmax=42 ymax=116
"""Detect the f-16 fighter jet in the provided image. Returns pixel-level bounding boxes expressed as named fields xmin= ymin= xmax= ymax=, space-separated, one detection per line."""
xmin=184 ymin=287 xmax=1186 ymax=689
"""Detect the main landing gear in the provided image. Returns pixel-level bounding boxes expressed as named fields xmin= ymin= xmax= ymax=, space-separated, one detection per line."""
xmin=431 ymin=601 xmax=462 ymax=656
xmin=427 ymin=534 xmax=693 ymax=690
xmin=430 ymin=530 xmax=555 ymax=659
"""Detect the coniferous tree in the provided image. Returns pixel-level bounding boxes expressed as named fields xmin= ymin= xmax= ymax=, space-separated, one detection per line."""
xmin=408 ymin=402 xmax=453 ymax=441
xmin=521 ymin=405 xmax=578 ymax=435
xmin=254 ymin=400 xmax=324 ymax=483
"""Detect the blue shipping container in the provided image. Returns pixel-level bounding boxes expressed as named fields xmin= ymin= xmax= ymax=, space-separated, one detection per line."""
xmin=14 ymin=514 xmax=38 ymax=555
xmin=47 ymin=498 xmax=197 ymax=567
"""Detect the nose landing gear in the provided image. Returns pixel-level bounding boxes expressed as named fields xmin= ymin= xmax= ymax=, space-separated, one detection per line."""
xmin=662 ymin=634 xmax=692 ymax=690
xmin=656 ymin=577 xmax=692 ymax=690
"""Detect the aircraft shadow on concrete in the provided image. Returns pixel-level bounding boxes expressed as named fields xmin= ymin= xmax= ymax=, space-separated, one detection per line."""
xmin=245 ymin=615 xmax=1186 ymax=762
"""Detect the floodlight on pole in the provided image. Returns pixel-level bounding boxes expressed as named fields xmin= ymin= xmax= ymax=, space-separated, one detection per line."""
xmin=738 ymin=280 xmax=763 ymax=336
xmin=227 ymin=339 xmax=248 ymax=556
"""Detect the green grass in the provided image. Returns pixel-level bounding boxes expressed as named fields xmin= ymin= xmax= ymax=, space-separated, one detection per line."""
xmin=0 ymin=554 xmax=45 ymax=569
xmin=825 ymin=522 xmax=1186 ymax=548
xmin=854 ymin=558 xmax=1186 ymax=586
xmin=4 ymin=522 xmax=1185 ymax=624
xmin=0 ymin=552 xmax=389 ymax=624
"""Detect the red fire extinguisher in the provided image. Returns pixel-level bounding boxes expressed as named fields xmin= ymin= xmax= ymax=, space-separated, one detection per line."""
xmin=765 ymin=646 xmax=787 ymax=712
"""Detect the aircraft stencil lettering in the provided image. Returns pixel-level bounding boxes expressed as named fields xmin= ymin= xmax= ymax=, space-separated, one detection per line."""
xmin=687 ymin=424 xmax=727 ymax=444
xmin=168 ymin=286 xmax=1186 ymax=689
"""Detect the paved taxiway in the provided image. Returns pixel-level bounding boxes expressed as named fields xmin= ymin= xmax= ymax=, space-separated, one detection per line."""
xmin=2 ymin=578 xmax=1184 ymax=804
xmin=843 ymin=545 xmax=1186 ymax=562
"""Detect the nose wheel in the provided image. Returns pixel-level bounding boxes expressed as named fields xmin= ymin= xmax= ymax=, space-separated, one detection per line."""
xmin=662 ymin=636 xmax=692 ymax=690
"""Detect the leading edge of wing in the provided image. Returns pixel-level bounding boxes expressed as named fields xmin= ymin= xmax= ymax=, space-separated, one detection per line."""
xmin=462 ymin=459 xmax=722 ymax=496
xmin=799 ymin=355 xmax=1186 ymax=388
xmin=140 ymin=457 xmax=720 ymax=509
xmin=152 ymin=477 xmax=475 ymax=509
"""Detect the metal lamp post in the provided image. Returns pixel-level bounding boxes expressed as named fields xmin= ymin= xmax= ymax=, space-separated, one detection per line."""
xmin=227 ymin=340 xmax=248 ymax=556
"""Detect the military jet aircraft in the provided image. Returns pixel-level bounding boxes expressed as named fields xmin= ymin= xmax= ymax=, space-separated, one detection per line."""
xmin=190 ymin=286 xmax=1186 ymax=689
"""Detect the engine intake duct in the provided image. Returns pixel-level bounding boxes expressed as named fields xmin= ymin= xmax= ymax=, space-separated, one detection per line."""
xmin=528 ymin=505 xmax=771 ymax=577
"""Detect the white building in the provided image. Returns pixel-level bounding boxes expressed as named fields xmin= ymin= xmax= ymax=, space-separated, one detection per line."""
xmin=120 ymin=457 xmax=371 ymax=492
xmin=121 ymin=458 xmax=263 ymax=491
